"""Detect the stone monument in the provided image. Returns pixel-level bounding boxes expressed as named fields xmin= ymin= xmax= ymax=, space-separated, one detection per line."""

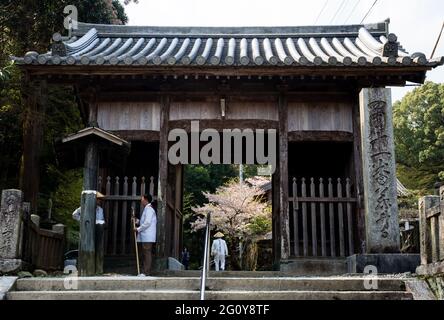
xmin=347 ymin=88 xmax=420 ymax=273
xmin=0 ymin=189 xmax=24 ymax=273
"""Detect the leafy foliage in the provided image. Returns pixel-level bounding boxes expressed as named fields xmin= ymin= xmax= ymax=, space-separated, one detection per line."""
xmin=394 ymin=82 xmax=444 ymax=190
xmin=0 ymin=1 xmax=129 ymax=250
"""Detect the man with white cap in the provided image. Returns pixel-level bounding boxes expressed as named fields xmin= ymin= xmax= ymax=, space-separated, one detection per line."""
xmin=211 ymin=231 xmax=229 ymax=271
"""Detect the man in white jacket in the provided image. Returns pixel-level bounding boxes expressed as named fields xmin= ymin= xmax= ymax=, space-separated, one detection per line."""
xmin=211 ymin=232 xmax=228 ymax=271
xmin=135 ymin=194 xmax=157 ymax=276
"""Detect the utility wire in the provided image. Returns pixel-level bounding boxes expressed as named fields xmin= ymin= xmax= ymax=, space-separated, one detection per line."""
xmin=430 ymin=21 xmax=444 ymax=59
xmin=360 ymin=0 xmax=378 ymax=24
xmin=330 ymin=0 xmax=348 ymax=24
xmin=314 ymin=0 xmax=329 ymax=24
xmin=344 ymin=0 xmax=361 ymax=24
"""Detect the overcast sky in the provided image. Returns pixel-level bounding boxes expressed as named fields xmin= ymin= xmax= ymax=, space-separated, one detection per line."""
xmin=120 ymin=0 xmax=444 ymax=102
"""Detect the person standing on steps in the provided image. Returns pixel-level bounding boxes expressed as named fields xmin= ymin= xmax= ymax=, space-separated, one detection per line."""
xmin=134 ymin=194 xmax=157 ymax=276
xmin=181 ymin=247 xmax=190 ymax=270
xmin=211 ymin=232 xmax=228 ymax=271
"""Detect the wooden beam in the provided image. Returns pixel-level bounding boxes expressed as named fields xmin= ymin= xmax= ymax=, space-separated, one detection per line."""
xmin=288 ymin=131 xmax=353 ymax=142
xmin=110 ymin=130 xmax=160 ymax=142
xmin=168 ymin=119 xmax=278 ymax=131
xmin=21 ymin=65 xmax=432 ymax=81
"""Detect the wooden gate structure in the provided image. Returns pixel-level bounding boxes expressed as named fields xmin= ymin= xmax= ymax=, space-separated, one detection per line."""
xmin=289 ymin=177 xmax=357 ymax=258
xmin=13 ymin=20 xmax=443 ymax=274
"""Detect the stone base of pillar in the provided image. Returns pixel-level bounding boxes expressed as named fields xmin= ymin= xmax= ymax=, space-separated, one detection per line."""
xmin=416 ymin=261 xmax=444 ymax=276
xmin=0 ymin=259 xmax=29 ymax=274
xmin=153 ymin=257 xmax=168 ymax=271
xmin=347 ymin=254 xmax=420 ymax=274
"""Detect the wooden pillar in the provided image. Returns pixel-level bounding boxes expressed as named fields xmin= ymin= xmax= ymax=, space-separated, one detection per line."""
xmin=156 ymin=95 xmax=170 ymax=266
xmin=174 ymin=164 xmax=183 ymax=259
xmin=79 ymin=141 xmax=98 ymax=275
xmin=21 ymin=80 xmax=47 ymax=214
xmin=272 ymin=169 xmax=281 ymax=269
xmin=79 ymin=189 xmax=97 ymax=275
xmin=352 ymin=95 xmax=366 ymax=253
xmin=359 ymin=88 xmax=400 ymax=253
xmin=95 ymin=224 xmax=105 ymax=274
xmin=278 ymin=92 xmax=290 ymax=260
xmin=79 ymin=88 xmax=99 ymax=276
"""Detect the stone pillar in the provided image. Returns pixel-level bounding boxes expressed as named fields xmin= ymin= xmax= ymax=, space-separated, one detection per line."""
xmin=52 ymin=223 xmax=65 ymax=234
xmin=359 ymin=88 xmax=400 ymax=253
xmin=30 ymin=214 xmax=40 ymax=227
xmin=418 ymin=195 xmax=439 ymax=265
xmin=0 ymin=189 xmax=24 ymax=273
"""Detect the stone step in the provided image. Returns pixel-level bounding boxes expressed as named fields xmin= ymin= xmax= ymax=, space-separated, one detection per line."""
xmin=15 ymin=276 xmax=407 ymax=292
xmin=6 ymin=290 xmax=413 ymax=300
xmin=156 ymin=270 xmax=351 ymax=277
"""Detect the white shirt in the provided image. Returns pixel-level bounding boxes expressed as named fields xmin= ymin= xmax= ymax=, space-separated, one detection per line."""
xmin=136 ymin=203 xmax=157 ymax=243
xmin=72 ymin=206 xmax=105 ymax=224
xmin=211 ymin=238 xmax=228 ymax=256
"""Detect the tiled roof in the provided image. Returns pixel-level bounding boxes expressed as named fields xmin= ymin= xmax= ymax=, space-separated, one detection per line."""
xmin=13 ymin=21 xmax=444 ymax=68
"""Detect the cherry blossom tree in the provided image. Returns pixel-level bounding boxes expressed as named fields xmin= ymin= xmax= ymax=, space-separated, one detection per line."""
xmin=191 ymin=179 xmax=271 ymax=269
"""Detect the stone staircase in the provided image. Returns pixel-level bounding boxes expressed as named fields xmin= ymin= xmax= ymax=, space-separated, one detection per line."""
xmin=6 ymin=275 xmax=413 ymax=300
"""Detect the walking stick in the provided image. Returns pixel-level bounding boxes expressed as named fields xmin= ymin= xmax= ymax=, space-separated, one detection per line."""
xmin=131 ymin=207 xmax=140 ymax=275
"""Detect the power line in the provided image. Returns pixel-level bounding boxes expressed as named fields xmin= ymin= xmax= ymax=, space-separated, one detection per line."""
xmin=430 ymin=21 xmax=444 ymax=59
xmin=344 ymin=0 xmax=361 ymax=24
xmin=360 ymin=0 xmax=378 ymax=24
xmin=314 ymin=0 xmax=329 ymax=25
xmin=330 ymin=0 xmax=348 ymax=24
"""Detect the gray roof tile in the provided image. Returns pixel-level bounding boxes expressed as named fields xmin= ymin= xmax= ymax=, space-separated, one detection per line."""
xmin=12 ymin=21 xmax=444 ymax=69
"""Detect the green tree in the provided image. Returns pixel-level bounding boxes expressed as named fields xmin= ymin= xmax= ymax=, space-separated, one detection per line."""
xmin=394 ymin=81 xmax=444 ymax=191
xmin=0 ymin=1 xmax=130 ymax=225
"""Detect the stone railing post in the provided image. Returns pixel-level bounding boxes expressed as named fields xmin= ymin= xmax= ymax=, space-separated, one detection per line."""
xmin=440 ymin=186 xmax=444 ymax=261
xmin=418 ymin=195 xmax=439 ymax=265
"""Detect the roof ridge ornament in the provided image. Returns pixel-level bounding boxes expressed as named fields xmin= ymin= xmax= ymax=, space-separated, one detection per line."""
xmin=382 ymin=33 xmax=398 ymax=58
xmin=51 ymin=33 xmax=67 ymax=57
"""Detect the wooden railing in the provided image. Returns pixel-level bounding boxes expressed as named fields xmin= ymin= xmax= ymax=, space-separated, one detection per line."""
xmin=22 ymin=218 xmax=65 ymax=270
xmin=418 ymin=186 xmax=444 ymax=265
xmin=289 ymin=177 xmax=357 ymax=258
xmin=98 ymin=176 xmax=156 ymax=256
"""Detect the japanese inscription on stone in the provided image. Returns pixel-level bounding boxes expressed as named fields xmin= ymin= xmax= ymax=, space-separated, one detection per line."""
xmin=360 ymin=88 xmax=400 ymax=253
xmin=368 ymin=100 xmax=391 ymax=238
xmin=0 ymin=190 xmax=23 ymax=259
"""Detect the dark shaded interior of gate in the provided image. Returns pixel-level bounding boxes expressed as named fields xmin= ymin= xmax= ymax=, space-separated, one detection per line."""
xmin=99 ymin=141 xmax=159 ymax=273
xmin=288 ymin=141 xmax=358 ymax=258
